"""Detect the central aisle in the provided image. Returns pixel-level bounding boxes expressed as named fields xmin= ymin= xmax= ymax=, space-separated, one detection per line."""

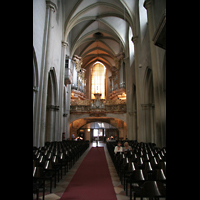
xmin=60 ymin=147 xmax=117 ymax=200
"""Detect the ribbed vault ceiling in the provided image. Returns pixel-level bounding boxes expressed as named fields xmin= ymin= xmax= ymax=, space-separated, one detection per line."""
xmin=64 ymin=0 xmax=136 ymax=70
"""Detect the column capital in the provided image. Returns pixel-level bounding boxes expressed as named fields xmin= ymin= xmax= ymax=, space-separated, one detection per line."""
xmin=62 ymin=41 xmax=69 ymax=47
xmin=131 ymin=36 xmax=138 ymax=44
xmin=46 ymin=0 xmax=57 ymax=12
xmin=143 ymin=0 xmax=152 ymax=9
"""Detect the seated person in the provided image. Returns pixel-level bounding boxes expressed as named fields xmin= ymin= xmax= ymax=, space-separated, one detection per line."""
xmin=123 ymin=142 xmax=132 ymax=155
xmin=114 ymin=141 xmax=123 ymax=154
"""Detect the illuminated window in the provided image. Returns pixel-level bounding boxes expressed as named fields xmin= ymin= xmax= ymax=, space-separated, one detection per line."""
xmin=93 ymin=129 xmax=99 ymax=137
xmin=91 ymin=62 xmax=106 ymax=99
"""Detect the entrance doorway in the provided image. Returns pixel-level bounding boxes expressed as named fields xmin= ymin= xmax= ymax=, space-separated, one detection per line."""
xmin=77 ymin=122 xmax=119 ymax=142
xmin=93 ymin=128 xmax=104 ymax=142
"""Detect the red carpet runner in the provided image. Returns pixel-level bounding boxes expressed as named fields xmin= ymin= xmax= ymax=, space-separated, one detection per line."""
xmin=60 ymin=147 xmax=117 ymax=200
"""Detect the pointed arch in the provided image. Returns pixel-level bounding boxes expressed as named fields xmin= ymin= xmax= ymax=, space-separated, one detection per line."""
xmin=64 ymin=1 xmax=135 ymax=42
xmin=45 ymin=67 xmax=59 ymax=142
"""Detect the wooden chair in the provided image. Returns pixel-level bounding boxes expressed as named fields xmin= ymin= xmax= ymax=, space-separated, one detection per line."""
xmin=44 ymin=159 xmax=57 ymax=188
xmin=143 ymin=161 xmax=153 ymax=180
xmin=60 ymin=152 xmax=68 ymax=175
xmin=152 ymin=169 xmax=166 ymax=187
xmin=125 ymin=162 xmax=136 ymax=196
xmin=52 ymin=155 xmax=62 ymax=182
xmin=129 ymin=169 xmax=146 ymax=200
xmin=158 ymin=160 xmax=166 ymax=176
xmin=33 ymin=167 xmax=45 ymax=200
xmin=139 ymin=181 xmax=166 ymax=200
xmin=150 ymin=156 xmax=159 ymax=169
xmin=43 ymin=160 xmax=54 ymax=193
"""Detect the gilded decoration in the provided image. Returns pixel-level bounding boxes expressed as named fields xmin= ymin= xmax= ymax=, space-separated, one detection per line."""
xmin=72 ymin=55 xmax=83 ymax=72
xmin=70 ymin=98 xmax=126 ymax=115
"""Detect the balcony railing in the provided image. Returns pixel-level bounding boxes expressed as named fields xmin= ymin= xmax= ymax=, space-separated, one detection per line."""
xmin=70 ymin=99 xmax=126 ymax=115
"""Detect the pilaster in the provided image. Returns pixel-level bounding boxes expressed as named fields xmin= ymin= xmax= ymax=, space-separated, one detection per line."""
xmin=57 ymin=40 xmax=68 ymax=141
xmin=131 ymin=35 xmax=141 ymax=142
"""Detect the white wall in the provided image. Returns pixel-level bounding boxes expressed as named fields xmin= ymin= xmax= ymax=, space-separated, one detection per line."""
xmin=33 ymin=0 xmax=46 ymax=83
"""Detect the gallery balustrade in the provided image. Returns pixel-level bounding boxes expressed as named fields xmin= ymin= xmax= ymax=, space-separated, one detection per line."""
xmin=70 ymin=98 xmax=126 ymax=115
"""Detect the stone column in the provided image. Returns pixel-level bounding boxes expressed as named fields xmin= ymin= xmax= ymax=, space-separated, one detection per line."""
xmin=111 ymin=76 xmax=114 ymax=92
xmin=46 ymin=105 xmax=59 ymax=141
xmin=131 ymin=36 xmax=141 ymax=142
xmin=124 ymin=56 xmax=133 ymax=140
xmin=64 ymin=79 xmax=72 ymax=140
xmin=38 ymin=0 xmax=57 ymax=147
xmin=141 ymin=103 xmax=155 ymax=143
xmin=144 ymin=0 xmax=162 ymax=147
xmin=57 ymin=41 xmax=68 ymax=141
xmin=63 ymin=58 xmax=73 ymax=139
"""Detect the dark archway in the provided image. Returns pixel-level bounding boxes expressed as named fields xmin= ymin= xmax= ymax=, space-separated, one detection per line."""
xmin=45 ymin=68 xmax=58 ymax=142
xmin=69 ymin=118 xmax=127 ymax=142
xmin=143 ymin=67 xmax=155 ymax=143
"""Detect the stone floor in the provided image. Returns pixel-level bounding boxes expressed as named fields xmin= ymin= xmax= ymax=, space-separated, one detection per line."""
xmin=34 ymin=141 xmax=165 ymax=200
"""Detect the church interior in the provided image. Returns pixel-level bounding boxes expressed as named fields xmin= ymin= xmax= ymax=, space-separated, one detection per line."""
xmin=33 ymin=0 xmax=166 ymax=199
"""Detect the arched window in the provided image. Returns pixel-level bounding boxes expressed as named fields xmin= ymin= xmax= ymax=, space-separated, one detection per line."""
xmin=91 ymin=62 xmax=106 ymax=99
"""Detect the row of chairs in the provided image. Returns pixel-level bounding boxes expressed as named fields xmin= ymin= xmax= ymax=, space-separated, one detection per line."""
xmin=33 ymin=140 xmax=89 ymax=200
xmin=107 ymin=140 xmax=166 ymax=200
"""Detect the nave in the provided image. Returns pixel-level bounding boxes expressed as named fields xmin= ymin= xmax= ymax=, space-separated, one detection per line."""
xmin=33 ymin=141 xmax=166 ymax=200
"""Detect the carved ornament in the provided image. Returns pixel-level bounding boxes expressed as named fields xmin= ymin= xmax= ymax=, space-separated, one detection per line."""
xmin=72 ymin=55 xmax=83 ymax=72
